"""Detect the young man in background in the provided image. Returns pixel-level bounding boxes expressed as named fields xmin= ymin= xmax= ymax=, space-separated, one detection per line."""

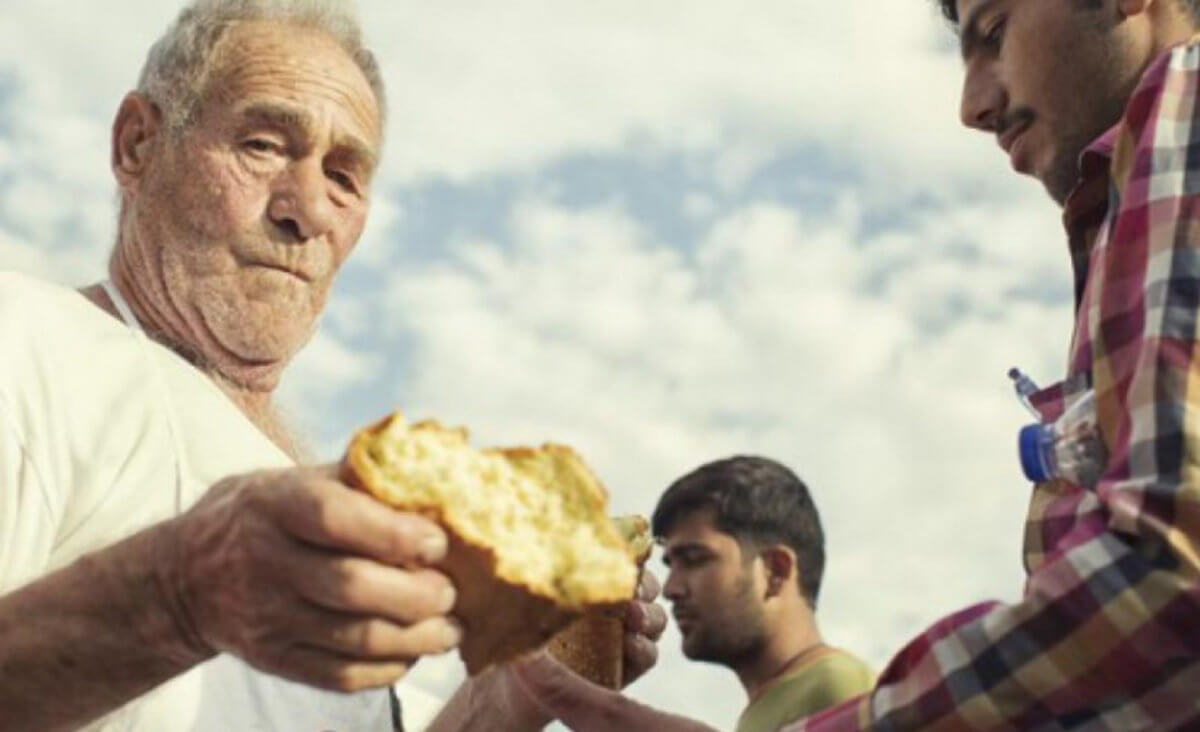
xmin=654 ymin=457 xmax=872 ymax=732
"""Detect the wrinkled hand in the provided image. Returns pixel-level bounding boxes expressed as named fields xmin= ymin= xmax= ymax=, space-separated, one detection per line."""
xmin=163 ymin=464 xmax=461 ymax=691
xmin=621 ymin=569 xmax=667 ymax=687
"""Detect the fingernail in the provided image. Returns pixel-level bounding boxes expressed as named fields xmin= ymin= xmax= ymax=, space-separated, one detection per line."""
xmin=420 ymin=533 xmax=447 ymax=562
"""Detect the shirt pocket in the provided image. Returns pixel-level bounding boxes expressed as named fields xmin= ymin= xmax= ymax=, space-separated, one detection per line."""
xmin=1022 ymin=370 xmax=1096 ymax=576
xmin=1028 ymin=370 xmax=1091 ymax=424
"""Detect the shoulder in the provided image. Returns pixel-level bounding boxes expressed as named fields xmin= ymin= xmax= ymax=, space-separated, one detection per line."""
xmin=800 ymin=648 xmax=875 ymax=694
xmin=0 ymin=271 xmax=121 ymax=371
xmin=739 ymin=649 xmax=874 ymax=731
xmin=0 ymin=272 xmax=98 ymax=346
xmin=0 ymin=272 xmax=80 ymax=386
xmin=0 ymin=270 xmax=148 ymax=452
xmin=1117 ymin=39 xmax=1200 ymax=148
xmin=0 ymin=270 xmax=76 ymax=315
xmin=1098 ymin=40 xmax=1200 ymax=199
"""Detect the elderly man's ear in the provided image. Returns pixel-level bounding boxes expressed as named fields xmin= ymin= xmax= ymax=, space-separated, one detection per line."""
xmin=111 ymin=92 xmax=163 ymax=190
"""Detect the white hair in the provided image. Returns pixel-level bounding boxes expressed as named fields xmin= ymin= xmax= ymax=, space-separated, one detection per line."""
xmin=137 ymin=0 xmax=387 ymax=134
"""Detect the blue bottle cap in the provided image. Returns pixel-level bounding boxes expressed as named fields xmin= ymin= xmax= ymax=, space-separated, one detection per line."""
xmin=1019 ymin=424 xmax=1051 ymax=482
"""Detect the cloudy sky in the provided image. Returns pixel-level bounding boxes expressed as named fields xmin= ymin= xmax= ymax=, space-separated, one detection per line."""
xmin=0 ymin=1 xmax=1076 ymax=729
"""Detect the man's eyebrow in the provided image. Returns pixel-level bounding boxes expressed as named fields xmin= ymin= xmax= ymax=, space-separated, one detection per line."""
xmin=237 ymin=101 xmax=313 ymax=132
xmin=332 ymin=134 xmax=379 ymax=177
xmin=959 ymin=0 xmax=1000 ymax=60
xmin=662 ymin=543 xmax=709 ymax=564
xmin=235 ymin=101 xmax=379 ymax=174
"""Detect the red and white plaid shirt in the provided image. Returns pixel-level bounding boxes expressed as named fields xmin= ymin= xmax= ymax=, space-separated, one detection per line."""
xmin=787 ymin=40 xmax=1200 ymax=732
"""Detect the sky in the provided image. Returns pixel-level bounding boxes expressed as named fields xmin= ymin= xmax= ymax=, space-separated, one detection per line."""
xmin=0 ymin=1 xmax=1076 ymax=730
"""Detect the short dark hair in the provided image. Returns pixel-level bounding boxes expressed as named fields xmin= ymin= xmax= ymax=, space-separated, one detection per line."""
xmin=652 ymin=456 xmax=826 ymax=606
xmin=935 ymin=0 xmax=1200 ymax=25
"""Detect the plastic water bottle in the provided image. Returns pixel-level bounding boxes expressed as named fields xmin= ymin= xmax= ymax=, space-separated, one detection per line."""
xmin=1008 ymin=367 xmax=1040 ymax=418
xmin=1018 ymin=389 xmax=1107 ymax=487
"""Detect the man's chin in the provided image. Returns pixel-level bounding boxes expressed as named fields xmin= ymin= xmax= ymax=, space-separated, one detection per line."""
xmin=1042 ymin=168 xmax=1081 ymax=206
xmin=198 ymin=324 xmax=308 ymax=391
xmin=207 ymin=356 xmax=286 ymax=392
xmin=680 ymin=638 xmax=724 ymax=665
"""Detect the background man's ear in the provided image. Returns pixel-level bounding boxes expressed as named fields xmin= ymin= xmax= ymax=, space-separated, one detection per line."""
xmin=111 ymin=92 xmax=163 ymax=190
xmin=761 ymin=545 xmax=796 ymax=598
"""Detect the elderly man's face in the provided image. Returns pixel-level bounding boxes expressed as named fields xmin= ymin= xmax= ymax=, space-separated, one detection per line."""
xmin=131 ymin=20 xmax=380 ymax=380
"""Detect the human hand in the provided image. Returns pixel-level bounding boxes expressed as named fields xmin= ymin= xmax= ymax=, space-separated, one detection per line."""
xmin=507 ymin=652 xmax=717 ymax=732
xmin=162 ymin=464 xmax=461 ymax=691
xmin=621 ymin=569 xmax=667 ymax=687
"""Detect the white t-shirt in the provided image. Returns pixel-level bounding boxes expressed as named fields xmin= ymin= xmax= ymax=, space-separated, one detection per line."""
xmin=0 ymin=271 xmax=398 ymax=731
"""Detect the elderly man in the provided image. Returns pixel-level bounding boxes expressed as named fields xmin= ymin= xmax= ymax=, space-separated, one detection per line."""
xmin=0 ymin=1 xmax=663 ymax=730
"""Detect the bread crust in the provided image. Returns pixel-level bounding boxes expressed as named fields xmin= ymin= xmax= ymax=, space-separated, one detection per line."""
xmin=340 ymin=413 xmax=633 ymax=675
xmin=545 ymin=515 xmax=653 ymax=688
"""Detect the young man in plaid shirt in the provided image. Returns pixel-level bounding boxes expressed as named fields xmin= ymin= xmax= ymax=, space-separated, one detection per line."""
xmin=505 ymin=1 xmax=1200 ymax=729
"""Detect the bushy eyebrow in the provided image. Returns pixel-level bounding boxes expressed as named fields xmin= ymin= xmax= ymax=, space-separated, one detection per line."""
xmin=235 ymin=101 xmax=379 ymax=175
xmin=959 ymin=0 xmax=1000 ymax=60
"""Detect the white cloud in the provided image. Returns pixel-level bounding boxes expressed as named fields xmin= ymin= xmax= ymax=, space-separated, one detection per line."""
xmin=379 ymin=191 xmax=1067 ymax=722
xmin=278 ymin=329 xmax=384 ymax=457
xmin=361 ymin=0 xmax=1011 ymax=197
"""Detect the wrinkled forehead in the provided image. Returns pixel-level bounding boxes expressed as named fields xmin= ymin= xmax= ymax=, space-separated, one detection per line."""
xmin=203 ymin=20 xmax=382 ymax=148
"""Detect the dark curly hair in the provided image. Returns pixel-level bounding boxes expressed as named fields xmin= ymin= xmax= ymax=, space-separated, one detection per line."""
xmin=934 ymin=0 xmax=1199 ymax=25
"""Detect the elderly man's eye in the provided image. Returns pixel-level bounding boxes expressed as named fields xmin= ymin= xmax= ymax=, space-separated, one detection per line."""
xmin=327 ymin=169 xmax=358 ymax=193
xmin=242 ymin=138 xmax=280 ymax=154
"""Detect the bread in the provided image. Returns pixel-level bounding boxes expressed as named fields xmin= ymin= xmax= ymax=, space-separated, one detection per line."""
xmin=545 ymin=515 xmax=653 ymax=688
xmin=340 ymin=412 xmax=639 ymax=675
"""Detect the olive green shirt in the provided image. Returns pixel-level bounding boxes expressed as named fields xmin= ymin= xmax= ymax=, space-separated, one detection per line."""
xmin=735 ymin=648 xmax=874 ymax=732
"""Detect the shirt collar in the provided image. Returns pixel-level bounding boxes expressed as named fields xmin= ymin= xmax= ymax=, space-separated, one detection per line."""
xmin=1061 ymin=123 xmax=1119 ymax=310
xmin=1057 ymin=36 xmax=1197 ymax=310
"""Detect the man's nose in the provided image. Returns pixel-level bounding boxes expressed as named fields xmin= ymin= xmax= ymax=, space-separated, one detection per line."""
xmin=268 ymin=158 xmax=336 ymax=242
xmin=960 ymin=62 xmax=1006 ymax=132
xmin=662 ymin=569 xmax=686 ymax=601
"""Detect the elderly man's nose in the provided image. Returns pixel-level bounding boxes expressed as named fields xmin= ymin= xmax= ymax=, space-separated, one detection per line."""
xmin=269 ymin=162 xmax=336 ymax=241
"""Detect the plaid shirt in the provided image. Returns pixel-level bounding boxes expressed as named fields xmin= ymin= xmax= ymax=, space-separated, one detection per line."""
xmin=786 ymin=41 xmax=1200 ymax=732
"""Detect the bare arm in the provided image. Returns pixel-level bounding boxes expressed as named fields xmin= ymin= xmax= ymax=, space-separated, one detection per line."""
xmin=0 ymin=466 xmax=460 ymax=731
xmin=506 ymin=652 xmax=716 ymax=732
xmin=0 ymin=521 xmax=208 ymax=731
xmin=425 ymin=663 xmax=552 ymax=732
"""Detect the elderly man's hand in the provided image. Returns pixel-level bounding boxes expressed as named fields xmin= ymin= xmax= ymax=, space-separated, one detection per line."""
xmin=163 ymin=465 xmax=460 ymax=691
xmin=622 ymin=569 xmax=667 ymax=687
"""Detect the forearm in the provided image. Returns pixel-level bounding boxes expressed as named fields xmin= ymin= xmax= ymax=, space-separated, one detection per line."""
xmin=498 ymin=653 xmax=715 ymax=732
xmin=0 ymin=518 xmax=212 ymax=731
xmin=425 ymin=664 xmax=551 ymax=732
xmin=788 ymin=526 xmax=1200 ymax=731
